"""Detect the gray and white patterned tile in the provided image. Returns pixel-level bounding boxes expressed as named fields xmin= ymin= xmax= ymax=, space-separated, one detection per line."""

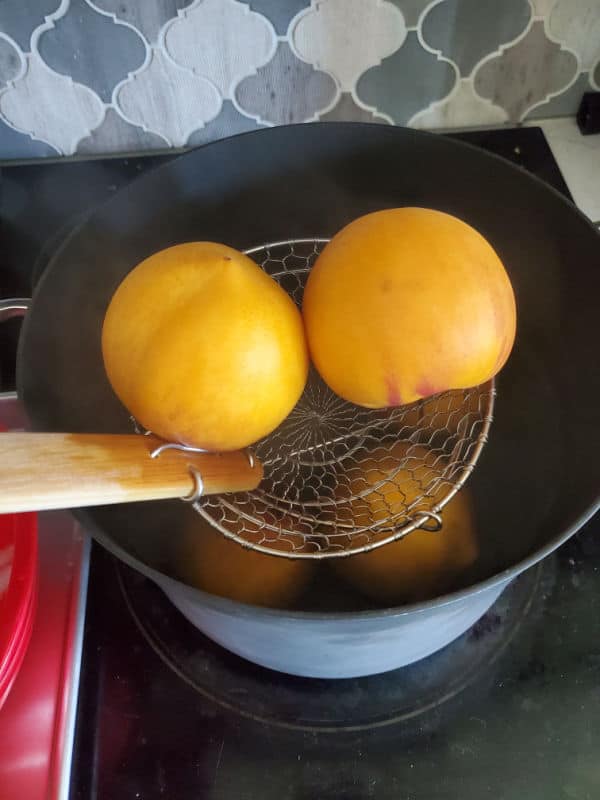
xmin=163 ymin=0 xmax=276 ymax=99
xmin=77 ymin=107 xmax=168 ymax=153
xmin=0 ymin=51 xmax=103 ymax=155
xmin=388 ymin=0 xmax=436 ymax=30
xmin=0 ymin=35 xmax=24 ymax=88
xmin=0 ymin=0 xmax=595 ymax=161
xmin=93 ymin=0 xmax=194 ymax=44
xmin=37 ymin=0 xmax=146 ymax=103
xmin=0 ymin=117 xmax=59 ymax=159
xmin=356 ymin=30 xmax=457 ymax=126
xmin=290 ymin=0 xmax=405 ymax=92
xmin=187 ymin=100 xmax=265 ymax=146
xmin=318 ymin=92 xmax=390 ymax=124
xmin=530 ymin=0 xmax=557 ymax=15
xmin=0 ymin=0 xmax=61 ymax=51
xmin=245 ymin=0 xmax=310 ymax=36
xmin=235 ymin=41 xmax=337 ymax=124
xmin=526 ymin=70 xmax=593 ymax=119
xmin=548 ymin=0 xmax=600 ymax=71
xmin=421 ymin=0 xmax=531 ymax=77
xmin=115 ymin=46 xmax=221 ymax=147
xmin=474 ymin=20 xmax=578 ymax=121
xmin=410 ymin=77 xmax=508 ymax=128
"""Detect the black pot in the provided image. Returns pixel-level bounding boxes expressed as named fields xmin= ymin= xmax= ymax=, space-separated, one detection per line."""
xmin=16 ymin=124 xmax=600 ymax=676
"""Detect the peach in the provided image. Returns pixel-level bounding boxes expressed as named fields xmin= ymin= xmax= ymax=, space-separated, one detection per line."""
xmin=332 ymin=442 xmax=478 ymax=603
xmin=178 ymin=510 xmax=316 ymax=608
xmin=102 ymin=242 xmax=309 ymax=451
xmin=303 ymin=208 xmax=516 ymax=408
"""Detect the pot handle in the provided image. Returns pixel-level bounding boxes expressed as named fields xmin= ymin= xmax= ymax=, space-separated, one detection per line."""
xmin=0 ymin=299 xmax=30 ymax=403
xmin=0 ymin=297 xmax=31 ymax=322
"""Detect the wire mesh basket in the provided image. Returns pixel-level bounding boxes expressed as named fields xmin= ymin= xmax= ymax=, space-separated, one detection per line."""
xmin=193 ymin=239 xmax=495 ymax=559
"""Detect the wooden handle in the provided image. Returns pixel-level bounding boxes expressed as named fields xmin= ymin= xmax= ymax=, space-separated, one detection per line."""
xmin=0 ymin=433 xmax=263 ymax=514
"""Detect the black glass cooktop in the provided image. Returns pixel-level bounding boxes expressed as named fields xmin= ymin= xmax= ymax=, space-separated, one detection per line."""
xmin=2 ymin=128 xmax=599 ymax=800
xmin=71 ymin=525 xmax=600 ymax=800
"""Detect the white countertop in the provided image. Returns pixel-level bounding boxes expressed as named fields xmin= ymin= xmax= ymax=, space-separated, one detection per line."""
xmin=535 ymin=117 xmax=600 ymax=223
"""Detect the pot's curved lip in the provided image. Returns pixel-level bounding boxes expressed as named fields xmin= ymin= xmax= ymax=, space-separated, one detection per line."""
xmin=77 ymin=498 xmax=599 ymax=622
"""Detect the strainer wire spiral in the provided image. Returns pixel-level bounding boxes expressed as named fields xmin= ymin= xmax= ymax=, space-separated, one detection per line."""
xmin=193 ymin=239 xmax=495 ymax=560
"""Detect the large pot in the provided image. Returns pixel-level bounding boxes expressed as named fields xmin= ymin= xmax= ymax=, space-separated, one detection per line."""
xmin=16 ymin=124 xmax=600 ymax=677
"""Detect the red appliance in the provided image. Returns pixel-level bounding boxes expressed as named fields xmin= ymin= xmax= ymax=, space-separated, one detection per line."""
xmin=0 ymin=473 xmax=37 ymax=709
xmin=0 ymin=394 xmax=89 ymax=800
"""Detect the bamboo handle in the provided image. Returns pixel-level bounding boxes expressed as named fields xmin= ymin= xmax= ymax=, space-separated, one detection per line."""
xmin=0 ymin=433 xmax=263 ymax=514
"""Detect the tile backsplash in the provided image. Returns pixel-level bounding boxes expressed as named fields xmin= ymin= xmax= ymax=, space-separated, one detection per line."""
xmin=0 ymin=0 xmax=597 ymax=160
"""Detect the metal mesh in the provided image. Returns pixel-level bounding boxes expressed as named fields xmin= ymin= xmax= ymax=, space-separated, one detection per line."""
xmin=193 ymin=239 xmax=495 ymax=559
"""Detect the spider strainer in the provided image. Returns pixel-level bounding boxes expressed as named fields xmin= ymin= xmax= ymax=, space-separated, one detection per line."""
xmin=192 ymin=239 xmax=495 ymax=560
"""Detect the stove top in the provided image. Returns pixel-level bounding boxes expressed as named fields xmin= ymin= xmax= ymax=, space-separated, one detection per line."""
xmin=1 ymin=127 xmax=599 ymax=800
xmin=71 ymin=528 xmax=600 ymax=800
